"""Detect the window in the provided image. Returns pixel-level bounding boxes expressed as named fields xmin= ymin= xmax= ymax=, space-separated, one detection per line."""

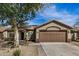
xmin=8 ymin=32 xmax=14 ymax=38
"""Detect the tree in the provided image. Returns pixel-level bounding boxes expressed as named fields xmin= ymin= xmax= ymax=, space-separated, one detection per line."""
xmin=0 ymin=3 xmax=43 ymax=46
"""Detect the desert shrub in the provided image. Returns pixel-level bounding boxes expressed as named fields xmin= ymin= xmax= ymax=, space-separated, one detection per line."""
xmin=13 ymin=49 xmax=21 ymax=56
xmin=7 ymin=41 xmax=15 ymax=48
xmin=4 ymin=38 xmax=15 ymax=48
xmin=4 ymin=38 xmax=14 ymax=41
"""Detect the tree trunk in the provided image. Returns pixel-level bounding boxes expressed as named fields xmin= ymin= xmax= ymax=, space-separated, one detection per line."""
xmin=14 ymin=26 xmax=19 ymax=47
xmin=12 ymin=17 xmax=19 ymax=47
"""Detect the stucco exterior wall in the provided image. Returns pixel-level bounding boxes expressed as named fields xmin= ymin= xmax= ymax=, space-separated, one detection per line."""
xmin=74 ymin=33 xmax=77 ymax=40
xmin=36 ymin=22 xmax=72 ymax=42
xmin=46 ymin=27 xmax=60 ymax=30
xmin=37 ymin=22 xmax=69 ymax=30
xmin=3 ymin=31 xmax=8 ymax=38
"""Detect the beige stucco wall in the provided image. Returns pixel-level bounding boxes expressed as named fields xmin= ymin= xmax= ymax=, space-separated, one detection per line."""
xmin=37 ymin=22 xmax=69 ymax=30
xmin=74 ymin=33 xmax=77 ymax=40
xmin=3 ymin=31 xmax=8 ymax=38
xmin=36 ymin=22 xmax=72 ymax=42
xmin=46 ymin=27 xmax=60 ymax=30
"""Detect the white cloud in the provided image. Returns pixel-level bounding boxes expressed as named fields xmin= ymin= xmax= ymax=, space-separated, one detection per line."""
xmin=28 ymin=4 xmax=79 ymax=27
xmin=37 ymin=5 xmax=79 ymax=26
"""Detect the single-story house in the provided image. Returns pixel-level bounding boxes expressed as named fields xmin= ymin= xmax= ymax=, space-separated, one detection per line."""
xmin=0 ymin=20 xmax=78 ymax=43
xmin=35 ymin=20 xmax=73 ymax=42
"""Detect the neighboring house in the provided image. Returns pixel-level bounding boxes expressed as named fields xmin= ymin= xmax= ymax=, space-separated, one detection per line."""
xmin=0 ymin=20 xmax=75 ymax=43
xmin=0 ymin=26 xmax=36 ymax=42
xmin=71 ymin=27 xmax=79 ymax=41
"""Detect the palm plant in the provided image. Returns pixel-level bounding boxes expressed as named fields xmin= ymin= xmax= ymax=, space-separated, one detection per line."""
xmin=0 ymin=3 xmax=43 ymax=46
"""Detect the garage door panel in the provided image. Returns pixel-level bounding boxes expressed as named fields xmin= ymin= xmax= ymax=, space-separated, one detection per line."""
xmin=39 ymin=31 xmax=67 ymax=42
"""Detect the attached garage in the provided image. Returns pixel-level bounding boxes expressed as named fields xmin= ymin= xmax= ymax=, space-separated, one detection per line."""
xmin=35 ymin=20 xmax=73 ymax=42
xmin=39 ymin=30 xmax=67 ymax=42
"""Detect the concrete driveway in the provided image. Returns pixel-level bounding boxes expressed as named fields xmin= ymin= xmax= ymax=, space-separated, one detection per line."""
xmin=40 ymin=42 xmax=79 ymax=56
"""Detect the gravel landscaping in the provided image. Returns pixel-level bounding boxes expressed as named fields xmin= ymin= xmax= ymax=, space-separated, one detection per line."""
xmin=0 ymin=43 xmax=46 ymax=56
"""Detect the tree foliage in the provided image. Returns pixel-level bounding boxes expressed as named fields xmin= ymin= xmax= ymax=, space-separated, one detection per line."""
xmin=0 ymin=3 xmax=42 ymax=28
xmin=0 ymin=3 xmax=43 ymax=46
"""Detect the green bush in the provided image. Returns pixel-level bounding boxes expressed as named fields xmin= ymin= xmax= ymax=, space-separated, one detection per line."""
xmin=13 ymin=49 xmax=21 ymax=56
xmin=7 ymin=41 xmax=15 ymax=48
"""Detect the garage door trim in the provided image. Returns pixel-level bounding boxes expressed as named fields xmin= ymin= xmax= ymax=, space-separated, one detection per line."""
xmin=40 ymin=30 xmax=67 ymax=32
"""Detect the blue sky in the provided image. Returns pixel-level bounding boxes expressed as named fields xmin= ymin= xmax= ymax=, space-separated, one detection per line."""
xmin=28 ymin=3 xmax=79 ymax=26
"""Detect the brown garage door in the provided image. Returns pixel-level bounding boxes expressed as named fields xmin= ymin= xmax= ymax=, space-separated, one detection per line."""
xmin=39 ymin=30 xmax=67 ymax=42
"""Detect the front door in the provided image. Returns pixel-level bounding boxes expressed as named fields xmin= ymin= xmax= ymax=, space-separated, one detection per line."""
xmin=19 ymin=31 xmax=25 ymax=45
xmin=20 ymin=31 xmax=24 ymax=40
